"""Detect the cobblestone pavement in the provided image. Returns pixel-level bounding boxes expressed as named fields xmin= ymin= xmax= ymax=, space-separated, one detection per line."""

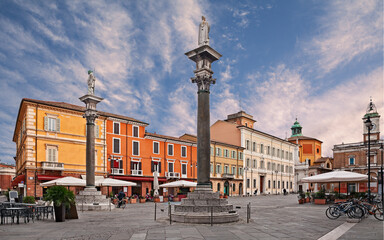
xmin=0 ymin=195 xmax=382 ymax=240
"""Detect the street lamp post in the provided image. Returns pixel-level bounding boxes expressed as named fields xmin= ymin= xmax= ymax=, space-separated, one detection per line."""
xmin=380 ymin=143 xmax=383 ymax=206
xmin=275 ymin=170 xmax=278 ymax=194
xmin=364 ymin=116 xmax=373 ymax=203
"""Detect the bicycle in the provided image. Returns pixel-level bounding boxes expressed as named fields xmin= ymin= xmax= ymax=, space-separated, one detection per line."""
xmin=325 ymin=199 xmax=364 ymax=220
xmin=358 ymin=198 xmax=383 ymax=221
xmin=115 ymin=199 xmax=126 ymax=209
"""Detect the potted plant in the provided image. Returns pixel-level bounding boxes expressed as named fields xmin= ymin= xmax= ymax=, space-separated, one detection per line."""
xmin=224 ymin=194 xmax=228 ymax=199
xmin=130 ymin=195 xmax=137 ymax=204
xmin=305 ymin=192 xmax=311 ymax=203
xmin=139 ymin=195 xmax=146 ymax=203
xmin=334 ymin=192 xmax=347 ymax=203
xmin=163 ymin=196 xmax=168 ymax=202
xmin=313 ymin=190 xmax=326 ymax=205
xmin=298 ymin=192 xmax=305 ymax=204
xmin=23 ymin=196 xmax=36 ymax=204
xmin=44 ymin=186 xmax=75 ymax=222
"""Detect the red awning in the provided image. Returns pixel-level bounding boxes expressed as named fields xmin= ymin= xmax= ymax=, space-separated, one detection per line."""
xmin=37 ymin=175 xmax=63 ymax=181
xmin=11 ymin=174 xmax=25 ymax=187
xmin=112 ymin=176 xmax=167 ymax=182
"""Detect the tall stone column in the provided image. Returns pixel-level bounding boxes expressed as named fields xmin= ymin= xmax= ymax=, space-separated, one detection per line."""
xmin=173 ymin=17 xmax=238 ymax=223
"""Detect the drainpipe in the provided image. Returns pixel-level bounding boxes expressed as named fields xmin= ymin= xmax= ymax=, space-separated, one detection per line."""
xmin=34 ymin=104 xmax=38 ymax=199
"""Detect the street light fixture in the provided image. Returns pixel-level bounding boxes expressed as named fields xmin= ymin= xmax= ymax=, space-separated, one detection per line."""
xmin=364 ymin=116 xmax=373 ymax=203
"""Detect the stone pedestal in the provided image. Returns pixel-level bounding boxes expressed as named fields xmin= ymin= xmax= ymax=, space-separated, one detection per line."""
xmin=76 ymin=187 xmax=111 ymax=211
xmin=172 ymin=189 xmax=238 ymax=223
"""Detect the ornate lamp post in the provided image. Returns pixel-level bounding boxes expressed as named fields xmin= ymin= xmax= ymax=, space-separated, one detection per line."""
xmin=364 ymin=116 xmax=373 ymax=203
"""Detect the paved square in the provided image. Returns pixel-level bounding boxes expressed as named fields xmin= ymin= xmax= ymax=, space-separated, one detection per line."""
xmin=0 ymin=195 xmax=382 ymax=239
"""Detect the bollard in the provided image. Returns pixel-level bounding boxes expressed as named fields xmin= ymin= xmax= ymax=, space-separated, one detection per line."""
xmin=109 ymin=198 xmax=111 ymax=211
xmin=248 ymin=202 xmax=251 ymax=222
xmin=154 ymin=202 xmax=157 ymax=221
xmin=246 ymin=203 xmax=249 ymax=223
xmin=82 ymin=198 xmax=84 ymax=213
xmin=210 ymin=206 xmax=213 ymax=226
xmin=169 ymin=202 xmax=172 ymax=225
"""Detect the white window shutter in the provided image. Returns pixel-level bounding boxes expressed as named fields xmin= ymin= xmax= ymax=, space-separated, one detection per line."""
xmin=95 ymin=125 xmax=99 ymax=138
xmin=48 ymin=149 xmax=52 ymax=162
xmin=53 ymin=149 xmax=56 ymax=162
xmin=56 ymin=118 xmax=60 ymax=132
xmin=44 ymin=116 xmax=48 ymax=131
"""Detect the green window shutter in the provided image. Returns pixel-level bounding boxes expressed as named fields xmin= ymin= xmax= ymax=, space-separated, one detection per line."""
xmin=56 ymin=118 xmax=60 ymax=132
xmin=95 ymin=125 xmax=99 ymax=138
xmin=44 ymin=116 xmax=48 ymax=131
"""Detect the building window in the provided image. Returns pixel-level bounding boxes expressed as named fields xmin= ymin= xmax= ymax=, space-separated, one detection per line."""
xmin=232 ymin=166 xmax=236 ymax=175
xmin=44 ymin=116 xmax=60 ymax=132
xmin=224 ymin=165 xmax=229 ymax=174
xmin=272 ymin=163 xmax=276 ymax=171
xmin=253 ymin=179 xmax=256 ymax=188
xmin=211 ymin=147 xmax=214 ymax=156
xmin=168 ymin=144 xmax=174 ymax=156
xmin=281 ymin=165 xmax=284 ymax=172
xmin=132 ymin=126 xmax=139 ymax=137
xmin=267 ymin=162 xmax=271 ymax=170
xmin=286 ymin=181 xmax=289 ymax=189
xmin=216 ymin=164 xmax=222 ymax=174
xmin=113 ymin=122 xmax=120 ymax=134
xmin=246 ymin=158 xmax=250 ymax=167
xmin=260 ymin=160 xmax=265 ymax=169
xmin=272 ymin=147 xmax=275 ymax=156
xmin=253 ymin=142 xmax=256 ymax=151
xmin=239 ymin=167 xmax=243 ymax=176
xmin=216 ymin=148 xmax=221 ymax=156
xmin=273 ymin=181 xmax=276 ymax=188
xmin=290 ymin=181 xmax=292 ymax=189
xmin=246 ymin=179 xmax=250 ymax=188
xmin=224 ymin=149 xmax=229 ymax=158
xmin=151 ymin=161 xmax=161 ymax=173
xmin=231 ymin=150 xmax=236 ymax=158
xmin=260 ymin=144 xmax=264 ymax=153
xmin=210 ymin=164 xmax=213 ymax=173
xmin=253 ymin=159 xmax=257 ymax=168
xmin=267 ymin=146 xmax=271 ymax=155
xmin=289 ymin=152 xmax=293 ymax=160
xmin=153 ymin=141 xmax=159 ymax=154
xmin=111 ymin=158 xmax=123 ymax=170
xmin=317 ymin=148 xmax=320 ymax=154
xmin=181 ymin=146 xmax=187 ymax=157
xmin=131 ymin=161 xmax=142 ymax=175
xmin=246 ymin=140 xmax=250 ymax=150
xmin=278 ymin=181 xmax=280 ymax=189
xmin=268 ymin=180 xmax=271 ymax=188
xmin=239 ymin=152 xmax=243 ymax=160
xmin=181 ymin=163 xmax=187 ymax=177
xmin=132 ymin=141 xmax=139 ymax=156
xmin=46 ymin=146 xmax=58 ymax=162
xmin=233 ymin=183 xmax=236 ymax=191
xmin=217 ymin=183 xmax=221 ymax=191
xmin=277 ymin=149 xmax=280 ymax=158
xmin=113 ymin=138 xmax=120 ymax=154
xmin=349 ymin=156 xmax=355 ymax=165
xmin=168 ymin=162 xmax=174 ymax=172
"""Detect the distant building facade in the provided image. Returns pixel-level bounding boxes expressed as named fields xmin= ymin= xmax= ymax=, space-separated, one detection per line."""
xmin=0 ymin=163 xmax=15 ymax=192
xmin=288 ymin=119 xmax=333 ymax=192
xmin=211 ymin=111 xmax=297 ymax=195
xmin=333 ymin=100 xmax=383 ymax=193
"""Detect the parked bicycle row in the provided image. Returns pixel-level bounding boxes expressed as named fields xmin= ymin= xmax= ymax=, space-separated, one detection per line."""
xmin=325 ymin=198 xmax=383 ymax=221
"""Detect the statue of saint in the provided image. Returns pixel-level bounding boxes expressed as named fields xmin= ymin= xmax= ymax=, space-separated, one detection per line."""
xmin=198 ymin=16 xmax=210 ymax=46
xmin=87 ymin=70 xmax=96 ymax=95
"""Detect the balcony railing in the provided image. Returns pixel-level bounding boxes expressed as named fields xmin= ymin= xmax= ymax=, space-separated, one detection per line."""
xmin=165 ymin=172 xmax=180 ymax=179
xmin=41 ymin=162 xmax=64 ymax=170
xmin=111 ymin=168 xmax=124 ymax=175
xmin=131 ymin=170 xmax=143 ymax=176
xmin=222 ymin=173 xmax=234 ymax=179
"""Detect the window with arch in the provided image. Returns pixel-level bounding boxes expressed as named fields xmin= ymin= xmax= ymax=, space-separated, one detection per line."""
xmin=246 ymin=158 xmax=250 ymax=167
xmin=267 ymin=162 xmax=271 ymax=170
xmin=272 ymin=163 xmax=276 ymax=171
xmin=217 ymin=183 xmax=221 ymax=192
xmin=268 ymin=180 xmax=271 ymax=188
xmin=233 ymin=183 xmax=236 ymax=191
xmin=253 ymin=159 xmax=257 ymax=168
xmin=281 ymin=165 xmax=284 ymax=172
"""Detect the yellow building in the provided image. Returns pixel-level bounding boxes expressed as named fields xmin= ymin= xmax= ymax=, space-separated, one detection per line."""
xmin=13 ymin=99 xmax=107 ymax=198
xmin=179 ymin=134 xmax=244 ymax=196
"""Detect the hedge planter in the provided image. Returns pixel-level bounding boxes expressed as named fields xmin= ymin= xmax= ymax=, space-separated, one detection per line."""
xmin=130 ymin=199 xmax=137 ymax=204
xmin=163 ymin=197 xmax=168 ymax=202
xmin=154 ymin=197 xmax=160 ymax=203
xmin=314 ymin=199 xmax=326 ymax=205
xmin=305 ymin=197 xmax=310 ymax=203
xmin=335 ymin=199 xmax=347 ymax=203
xmin=139 ymin=199 xmax=146 ymax=203
xmin=298 ymin=199 xmax=305 ymax=204
xmin=54 ymin=204 xmax=66 ymax=222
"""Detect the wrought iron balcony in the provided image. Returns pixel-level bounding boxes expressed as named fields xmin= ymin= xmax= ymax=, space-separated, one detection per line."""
xmin=131 ymin=169 xmax=143 ymax=176
xmin=222 ymin=173 xmax=234 ymax=179
xmin=165 ymin=172 xmax=180 ymax=179
xmin=41 ymin=162 xmax=64 ymax=170
xmin=111 ymin=168 xmax=124 ymax=175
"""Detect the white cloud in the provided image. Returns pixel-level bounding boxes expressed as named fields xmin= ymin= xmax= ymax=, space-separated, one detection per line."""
xmin=304 ymin=0 xmax=382 ymax=75
xmin=244 ymin=65 xmax=383 ymax=157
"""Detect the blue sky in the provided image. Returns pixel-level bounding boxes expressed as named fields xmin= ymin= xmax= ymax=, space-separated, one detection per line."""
xmin=0 ymin=0 xmax=383 ymax=164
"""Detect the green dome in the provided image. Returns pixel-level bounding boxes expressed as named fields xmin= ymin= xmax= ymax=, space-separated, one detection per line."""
xmin=291 ymin=119 xmax=303 ymax=137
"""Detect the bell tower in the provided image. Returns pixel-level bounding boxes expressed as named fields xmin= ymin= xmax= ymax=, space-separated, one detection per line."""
xmin=363 ymin=98 xmax=380 ymax=142
xmin=291 ymin=118 xmax=303 ymax=137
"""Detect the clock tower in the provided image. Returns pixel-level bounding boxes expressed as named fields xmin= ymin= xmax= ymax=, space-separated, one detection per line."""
xmin=363 ymin=98 xmax=380 ymax=142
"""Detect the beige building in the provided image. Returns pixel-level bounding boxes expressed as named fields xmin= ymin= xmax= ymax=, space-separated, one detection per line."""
xmin=180 ymin=134 xmax=244 ymax=196
xmin=211 ymin=111 xmax=298 ymax=195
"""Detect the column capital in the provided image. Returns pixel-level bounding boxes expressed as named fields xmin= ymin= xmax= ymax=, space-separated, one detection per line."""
xmin=84 ymin=109 xmax=99 ymax=124
xmin=191 ymin=72 xmax=216 ymax=93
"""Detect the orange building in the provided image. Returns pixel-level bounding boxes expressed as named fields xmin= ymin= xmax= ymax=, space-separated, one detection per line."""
xmin=106 ymin=117 xmax=198 ymax=197
xmin=0 ymin=163 xmax=15 ymax=192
